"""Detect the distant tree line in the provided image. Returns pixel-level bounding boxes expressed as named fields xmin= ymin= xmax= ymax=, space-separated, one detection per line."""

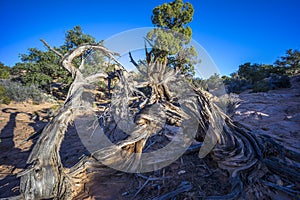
xmin=0 ymin=26 xmax=106 ymax=104
xmin=1 ymin=0 xmax=199 ymax=104
xmin=12 ymin=26 xmax=100 ymax=95
xmin=194 ymin=49 xmax=300 ymax=93
xmin=0 ymin=4 xmax=299 ymax=105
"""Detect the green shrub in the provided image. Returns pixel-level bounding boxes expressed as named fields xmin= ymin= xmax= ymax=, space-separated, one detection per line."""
xmin=206 ymin=73 xmax=223 ymax=90
xmin=0 ymin=85 xmax=5 ymax=95
xmin=269 ymin=74 xmax=291 ymax=88
xmin=2 ymin=96 xmax=11 ymax=104
xmin=252 ymin=81 xmax=273 ymax=92
xmin=192 ymin=77 xmax=207 ymax=90
xmin=98 ymin=80 xmax=107 ymax=91
xmin=252 ymin=74 xmax=291 ymax=93
xmin=225 ymin=78 xmax=252 ymax=94
xmin=0 ymin=80 xmax=55 ymax=103
xmin=0 ymin=62 xmax=11 ymax=79
xmin=0 ymin=69 xmax=10 ymax=79
xmin=0 ymin=85 xmax=11 ymax=104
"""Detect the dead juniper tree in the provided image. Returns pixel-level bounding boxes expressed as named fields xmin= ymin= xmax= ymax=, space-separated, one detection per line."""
xmin=16 ymin=37 xmax=300 ymax=200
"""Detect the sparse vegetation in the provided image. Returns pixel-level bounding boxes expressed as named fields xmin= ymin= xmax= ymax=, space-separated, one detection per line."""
xmin=15 ymin=0 xmax=300 ymax=198
xmin=10 ymin=26 xmax=101 ymax=99
xmin=275 ymin=49 xmax=300 ymax=75
xmin=211 ymin=50 xmax=299 ymax=94
xmin=0 ymin=85 xmax=11 ymax=104
xmin=1 ymin=26 xmax=298 ymax=105
xmin=0 ymin=1 xmax=299 ymax=199
xmin=189 ymin=49 xmax=299 ymax=95
xmin=0 ymin=80 xmax=54 ymax=103
xmin=0 ymin=62 xmax=10 ymax=79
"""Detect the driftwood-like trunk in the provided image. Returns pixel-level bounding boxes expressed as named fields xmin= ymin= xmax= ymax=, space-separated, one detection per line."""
xmin=18 ymin=41 xmax=114 ymax=199
xmin=17 ymin=41 xmax=300 ymax=200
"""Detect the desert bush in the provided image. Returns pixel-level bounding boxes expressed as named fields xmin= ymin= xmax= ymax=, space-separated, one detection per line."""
xmin=252 ymin=81 xmax=273 ymax=92
xmin=97 ymin=80 xmax=107 ymax=91
xmin=269 ymin=73 xmax=291 ymax=88
xmin=225 ymin=78 xmax=252 ymax=94
xmin=206 ymin=73 xmax=223 ymax=90
xmin=275 ymin=49 xmax=300 ymax=76
xmin=0 ymin=80 xmax=55 ymax=103
xmin=0 ymin=70 xmax=10 ymax=79
xmin=224 ymin=58 xmax=293 ymax=94
xmin=0 ymin=85 xmax=11 ymax=104
xmin=252 ymin=74 xmax=291 ymax=93
xmin=0 ymin=62 xmax=10 ymax=79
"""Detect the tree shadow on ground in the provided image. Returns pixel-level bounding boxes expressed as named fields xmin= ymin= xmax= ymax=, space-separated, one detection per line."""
xmin=0 ymin=107 xmax=91 ymax=198
xmin=0 ymin=108 xmax=47 ymax=198
xmin=0 ymin=108 xmax=47 ymax=197
xmin=60 ymin=124 xmax=91 ymax=168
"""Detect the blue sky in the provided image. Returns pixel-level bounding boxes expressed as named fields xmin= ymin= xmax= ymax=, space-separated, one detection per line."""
xmin=0 ymin=0 xmax=299 ymax=75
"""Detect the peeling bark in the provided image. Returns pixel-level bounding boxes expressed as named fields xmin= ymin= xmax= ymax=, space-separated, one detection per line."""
xmin=17 ymin=41 xmax=300 ymax=200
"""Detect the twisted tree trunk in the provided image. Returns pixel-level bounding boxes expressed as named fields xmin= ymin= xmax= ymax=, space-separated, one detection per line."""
xmin=16 ymin=41 xmax=300 ymax=200
xmin=18 ymin=41 xmax=113 ymax=199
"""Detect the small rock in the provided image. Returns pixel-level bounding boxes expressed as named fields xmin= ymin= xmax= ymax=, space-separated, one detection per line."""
xmin=177 ymin=170 xmax=186 ymax=175
xmin=284 ymin=115 xmax=292 ymax=120
xmin=122 ymin=191 xmax=129 ymax=196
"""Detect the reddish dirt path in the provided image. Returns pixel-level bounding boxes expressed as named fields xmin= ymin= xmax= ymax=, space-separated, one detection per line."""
xmin=0 ymin=102 xmax=55 ymax=197
xmin=0 ymin=76 xmax=299 ymax=199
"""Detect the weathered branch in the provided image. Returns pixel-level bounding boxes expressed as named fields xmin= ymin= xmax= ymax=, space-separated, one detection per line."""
xmin=129 ymin=51 xmax=146 ymax=76
xmin=78 ymin=55 xmax=85 ymax=71
xmin=85 ymin=72 xmax=108 ymax=83
xmin=40 ymin=39 xmax=63 ymax=58
xmin=41 ymin=39 xmax=123 ymax=78
xmin=18 ymin=41 xmax=124 ymax=199
xmin=17 ymin=40 xmax=300 ymax=200
xmin=129 ymin=51 xmax=139 ymax=68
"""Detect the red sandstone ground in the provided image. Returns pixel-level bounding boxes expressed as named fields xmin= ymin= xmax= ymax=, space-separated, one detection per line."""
xmin=0 ymin=75 xmax=299 ymax=199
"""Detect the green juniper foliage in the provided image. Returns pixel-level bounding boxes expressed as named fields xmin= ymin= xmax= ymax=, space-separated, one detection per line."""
xmin=0 ymin=62 xmax=10 ymax=79
xmin=147 ymin=0 xmax=198 ymax=76
xmin=11 ymin=26 xmax=103 ymax=98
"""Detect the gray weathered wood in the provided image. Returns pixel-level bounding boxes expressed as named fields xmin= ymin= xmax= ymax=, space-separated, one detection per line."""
xmin=16 ymin=40 xmax=300 ymax=200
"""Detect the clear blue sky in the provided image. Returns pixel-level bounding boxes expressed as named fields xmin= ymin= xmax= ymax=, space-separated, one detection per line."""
xmin=0 ymin=0 xmax=299 ymax=75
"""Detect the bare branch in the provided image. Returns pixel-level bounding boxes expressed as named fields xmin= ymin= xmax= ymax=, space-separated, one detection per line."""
xmin=154 ymin=181 xmax=192 ymax=200
xmin=85 ymin=72 xmax=108 ymax=83
xmin=78 ymin=56 xmax=85 ymax=71
xmin=40 ymin=39 xmax=63 ymax=58
xmin=143 ymin=37 xmax=154 ymax=48
xmin=129 ymin=52 xmax=147 ymax=76
xmin=144 ymin=40 xmax=151 ymax=64
xmin=129 ymin=51 xmax=139 ymax=67
xmin=133 ymin=81 xmax=149 ymax=88
xmin=41 ymin=38 xmax=78 ymax=77
xmin=17 ymin=37 xmax=300 ymax=200
xmin=63 ymin=44 xmax=120 ymax=65
xmin=134 ymin=176 xmax=151 ymax=197
xmin=59 ymin=44 xmax=123 ymax=78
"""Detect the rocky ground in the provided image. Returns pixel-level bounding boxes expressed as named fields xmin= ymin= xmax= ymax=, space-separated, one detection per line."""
xmin=233 ymin=75 xmax=300 ymax=155
xmin=0 ymin=75 xmax=299 ymax=199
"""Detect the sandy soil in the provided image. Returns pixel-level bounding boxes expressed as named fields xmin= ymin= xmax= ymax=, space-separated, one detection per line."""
xmin=0 ymin=76 xmax=299 ymax=199
xmin=0 ymin=102 xmax=55 ymax=197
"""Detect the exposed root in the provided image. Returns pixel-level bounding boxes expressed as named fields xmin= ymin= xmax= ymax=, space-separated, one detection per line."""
xmin=17 ymin=41 xmax=300 ymax=200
